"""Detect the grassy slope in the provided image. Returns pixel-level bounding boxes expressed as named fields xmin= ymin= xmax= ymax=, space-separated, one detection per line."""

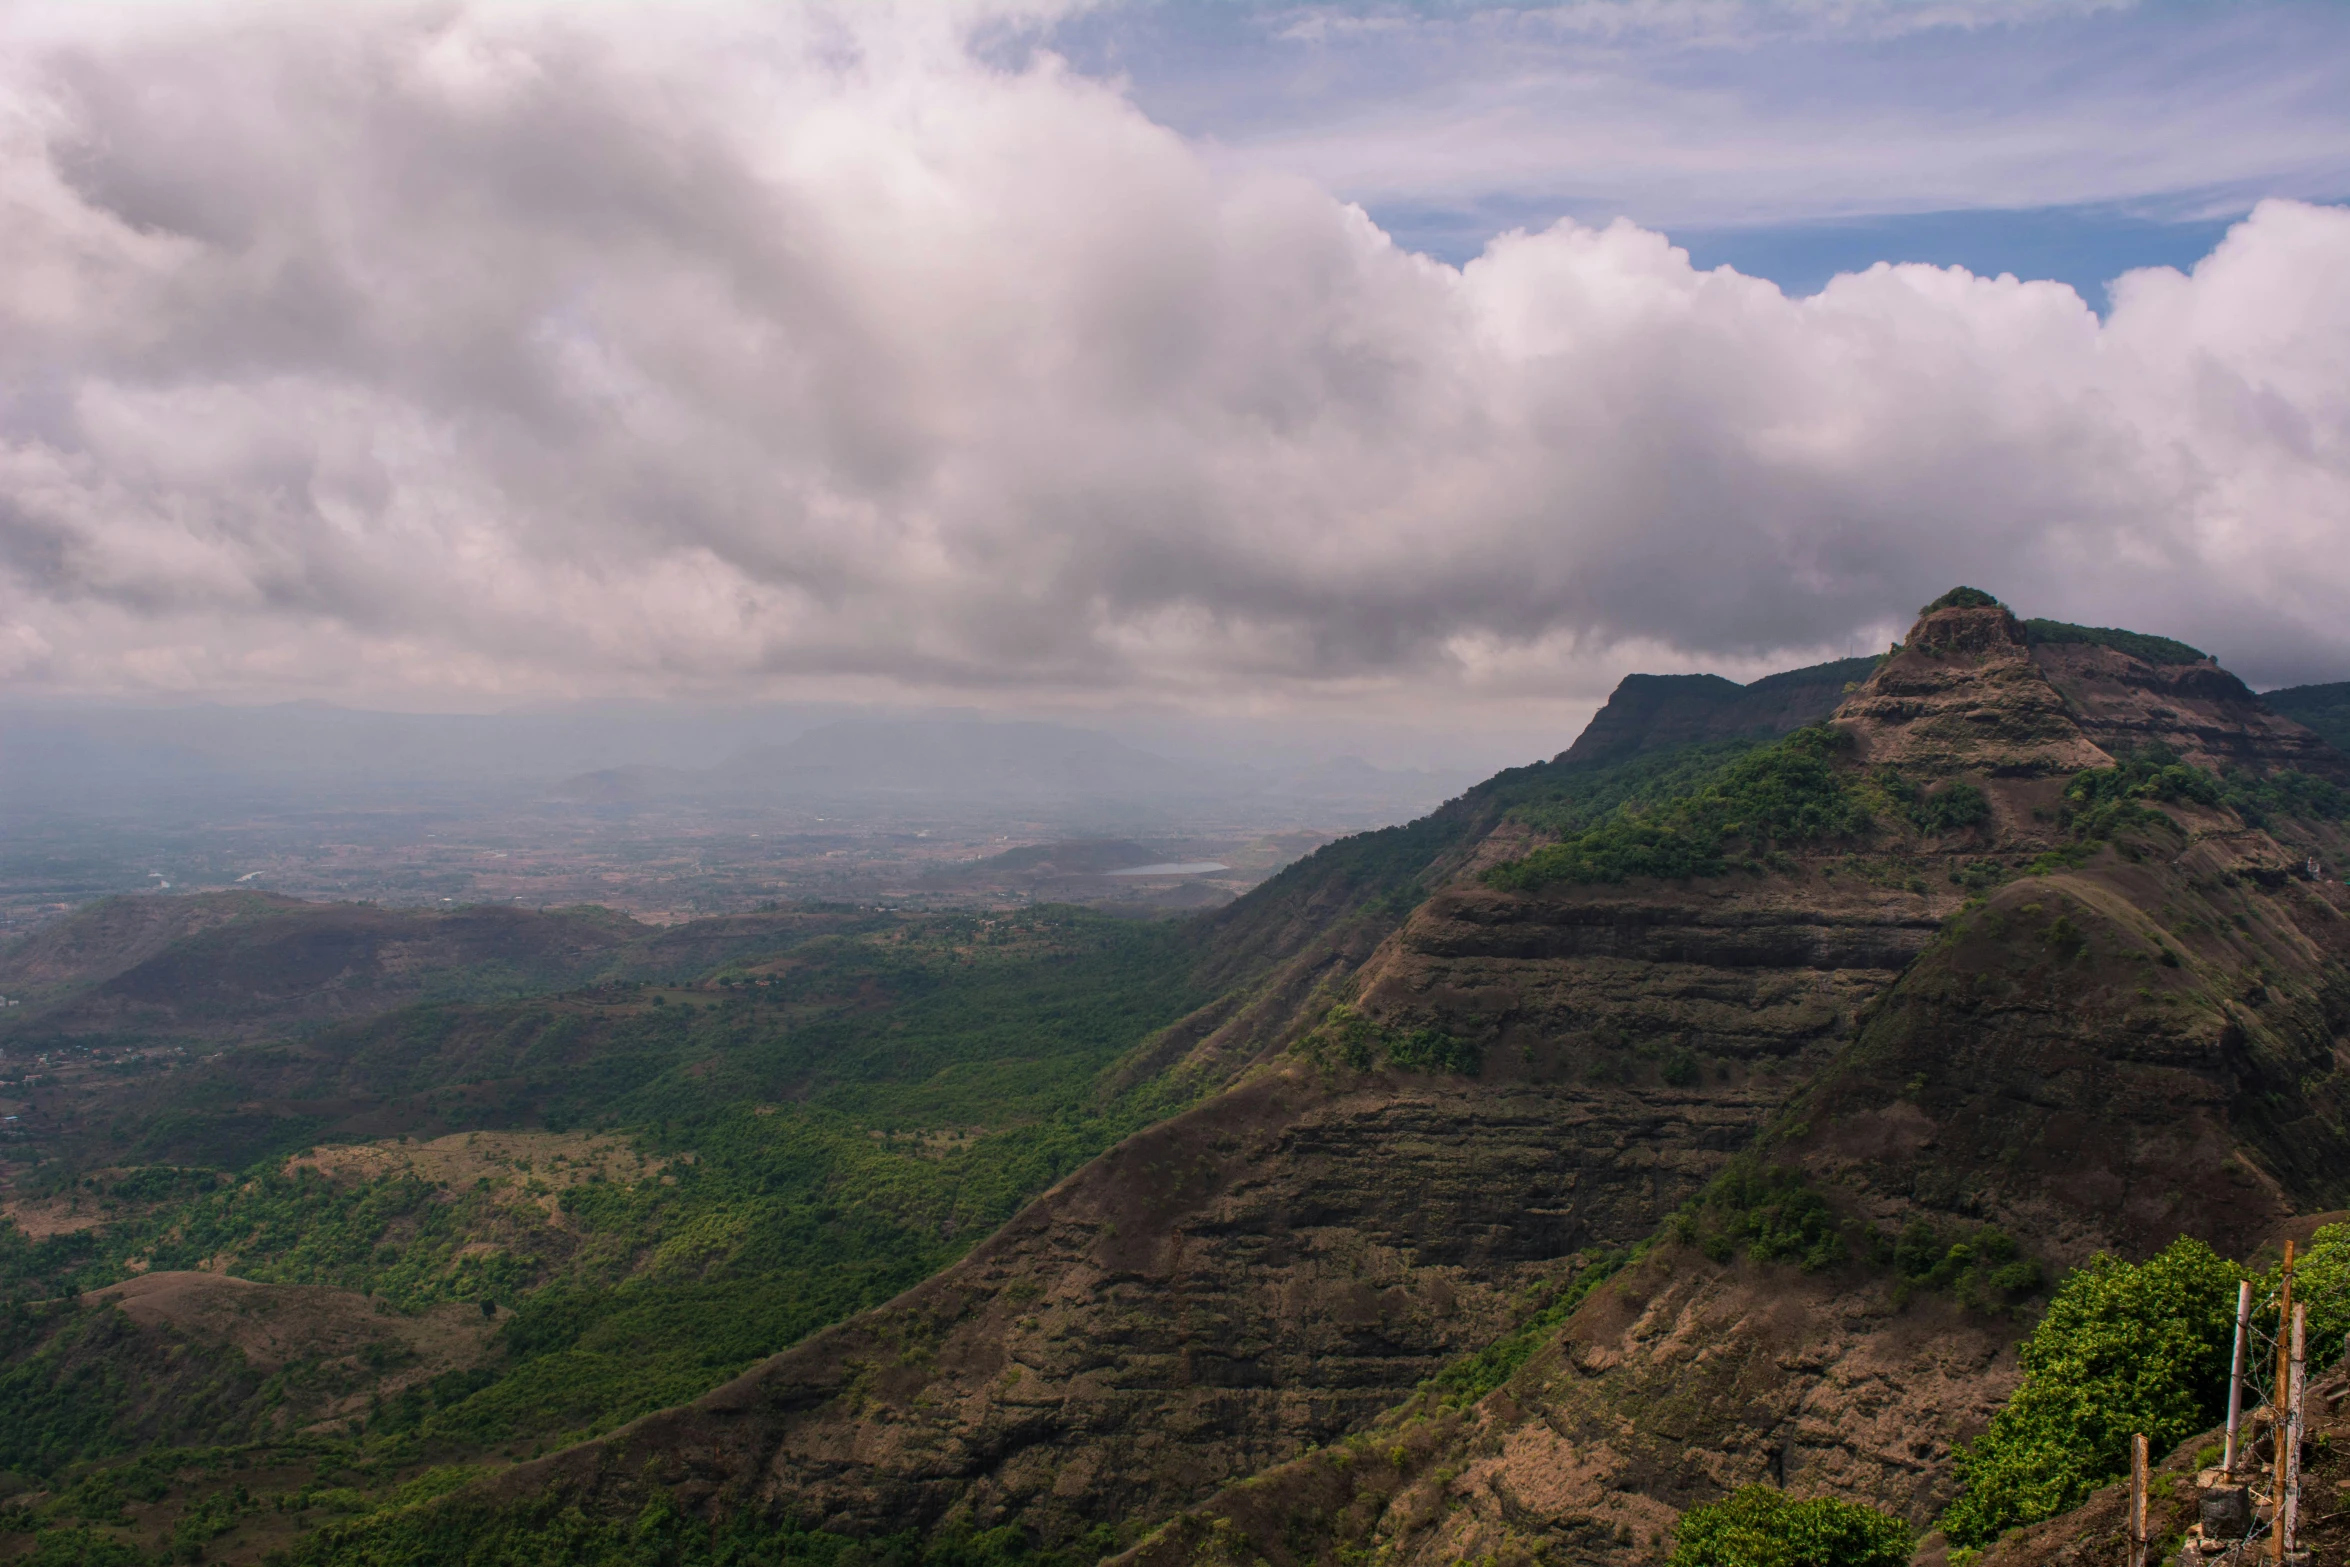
xmin=0 ymin=908 xmax=1217 ymax=1560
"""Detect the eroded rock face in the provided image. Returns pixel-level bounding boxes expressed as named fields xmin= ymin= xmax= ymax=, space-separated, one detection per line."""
xmin=1801 ymin=821 xmax=2350 ymax=1264
xmin=493 ymin=1038 xmax=1883 ymax=1541
xmin=1841 ymin=604 xmax=2111 ymax=776
xmin=1118 ymin=1256 xmax=2022 ymax=1567
xmin=2030 ymin=640 xmax=2350 ymax=782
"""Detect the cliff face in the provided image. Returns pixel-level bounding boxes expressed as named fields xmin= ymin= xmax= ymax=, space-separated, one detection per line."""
xmin=1104 ymin=601 xmax=2350 ymax=1567
xmin=454 ymin=595 xmax=2347 ymax=1566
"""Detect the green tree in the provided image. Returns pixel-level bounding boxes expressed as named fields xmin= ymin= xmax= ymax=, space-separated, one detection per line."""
xmin=1941 ymin=1237 xmax=2240 ymax=1546
xmin=1670 ymin=1487 xmax=1910 ymax=1567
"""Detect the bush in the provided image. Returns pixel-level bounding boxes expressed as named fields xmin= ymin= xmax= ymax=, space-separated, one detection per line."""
xmin=1941 ymin=1237 xmax=2240 ymax=1546
xmin=1670 ymin=1486 xmax=1911 ymax=1567
xmin=1912 ymin=781 xmax=1991 ymax=834
xmin=1924 ymin=587 xmax=2002 ymax=614
xmin=1672 ymin=1162 xmax=1846 ymax=1273
xmin=1301 ymin=1005 xmax=1482 ymax=1077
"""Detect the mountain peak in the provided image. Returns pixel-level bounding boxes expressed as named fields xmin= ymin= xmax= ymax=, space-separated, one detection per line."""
xmin=1905 ymin=593 xmax=2029 ymax=657
xmin=1919 ymin=584 xmax=2004 ymax=614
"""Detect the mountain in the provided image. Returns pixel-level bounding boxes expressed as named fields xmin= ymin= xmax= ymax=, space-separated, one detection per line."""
xmin=328 ymin=590 xmax=2346 ymax=1566
xmin=5 ymin=589 xmax=2348 ymax=1566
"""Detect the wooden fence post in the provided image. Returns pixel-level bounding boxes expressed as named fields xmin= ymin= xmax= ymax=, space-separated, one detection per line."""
xmin=2273 ymin=1240 xmax=2296 ymax=1566
xmin=2284 ymin=1302 xmax=2306 ymax=1553
xmin=2226 ymin=1277 xmax=2253 ymax=1475
xmin=2131 ymin=1431 xmax=2149 ymax=1567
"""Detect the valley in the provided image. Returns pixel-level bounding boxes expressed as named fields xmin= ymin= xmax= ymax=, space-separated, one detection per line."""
xmin=3 ymin=591 xmax=2348 ymax=1567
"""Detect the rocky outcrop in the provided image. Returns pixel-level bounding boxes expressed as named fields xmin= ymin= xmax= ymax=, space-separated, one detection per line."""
xmin=1840 ymin=602 xmax=2111 ymax=776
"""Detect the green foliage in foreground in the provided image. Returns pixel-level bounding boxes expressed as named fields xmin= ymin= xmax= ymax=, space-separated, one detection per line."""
xmin=1487 ymin=727 xmax=1868 ymax=891
xmin=1940 ymin=1236 xmax=2241 ymax=1547
xmin=1668 ymin=1486 xmax=1911 ymax=1567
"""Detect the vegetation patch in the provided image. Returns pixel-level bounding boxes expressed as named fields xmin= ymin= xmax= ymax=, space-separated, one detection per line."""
xmin=1876 ymin=1218 xmax=2043 ymax=1309
xmin=0 ymin=909 xmax=1214 ymax=1483
xmin=1487 ymin=727 xmax=1869 ymax=891
xmin=1940 ymin=1236 xmax=2242 ymax=1546
xmin=1668 ymin=1161 xmax=1845 ymax=1273
xmin=1669 ymin=1486 xmax=1911 ymax=1567
xmin=2022 ymin=618 xmax=2207 ymax=666
xmin=1425 ymin=1252 xmax=1629 ymax=1407
xmin=1864 ymin=770 xmax=1991 ymax=836
xmin=1299 ymin=1005 xmax=1482 ymax=1077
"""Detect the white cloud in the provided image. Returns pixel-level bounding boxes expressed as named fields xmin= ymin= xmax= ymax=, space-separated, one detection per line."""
xmin=0 ymin=0 xmax=2345 ymax=723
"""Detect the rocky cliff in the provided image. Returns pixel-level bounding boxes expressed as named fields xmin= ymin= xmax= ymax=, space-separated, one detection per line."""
xmin=1106 ymin=598 xmax=2349 ymax=1567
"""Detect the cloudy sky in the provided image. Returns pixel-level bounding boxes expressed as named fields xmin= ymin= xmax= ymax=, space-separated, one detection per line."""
xmin=2 ymin=0 xmax=2346 ymax=757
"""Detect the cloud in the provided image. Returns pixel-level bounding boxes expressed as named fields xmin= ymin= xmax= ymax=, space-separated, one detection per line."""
xmin=0 ymin=0 xmax=2346 ymax=719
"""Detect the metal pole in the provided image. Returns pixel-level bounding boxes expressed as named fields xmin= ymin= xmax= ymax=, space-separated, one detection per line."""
xmin=2284 ymin=1303 xmax=2306 ymax=1552
xmin=2130 ymin=1432 xmax=2148 ymax=1567
xmin=2273 ymin=1240 xmax=2295 ymax=1566
xmin=2226 ymin=1278 xmax=2253 ymax=1476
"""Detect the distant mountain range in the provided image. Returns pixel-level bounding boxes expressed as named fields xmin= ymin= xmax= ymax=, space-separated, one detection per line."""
xmin=0 ymin=705 xmax=1476 ymax=830
xmin=542 ymin=718 xmax=1475 ymax=825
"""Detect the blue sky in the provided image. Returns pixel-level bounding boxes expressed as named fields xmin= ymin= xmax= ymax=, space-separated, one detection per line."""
xmin=1037 ymin=0 xmax=2350 ymax=300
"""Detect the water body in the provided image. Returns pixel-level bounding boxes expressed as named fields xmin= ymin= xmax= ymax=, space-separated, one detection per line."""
xmin=1105 ymin=862 xmax=1229 ymax=876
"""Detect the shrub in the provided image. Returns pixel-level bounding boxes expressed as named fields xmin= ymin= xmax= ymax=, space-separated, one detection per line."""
xmin=1923 ymin=587 xmax=2003 ymax=614
xmin=1670 ymin=1486 xmax=1910 ymax=1567
xmin=1912 ymin=781 xmax=1991 ymax=834
xmin=1672 ymin=1161 xmax=1846 ymax=1273
xmin=1941 ymin=1237 xmax=2240 ymax=1546
xmin=1301 ymin=1005 xmax=1483 ymax=1077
